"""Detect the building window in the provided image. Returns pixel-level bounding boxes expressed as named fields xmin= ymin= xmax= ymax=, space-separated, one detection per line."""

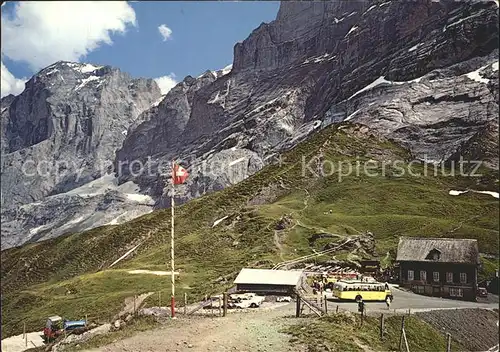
xmin=460 ymin=273 xmax=467 ymax=284
xmin=433 ymin=272 xmax=439 ymax=282
xmin=446 ymin=272 xmax=453 ymax=283
xmin=420 ymin=271 xmax=427 ymax=282
xmin=449 ymin=288 xmax=463 ymax=297
xmin=407 ymin=270 xmax=414 ymax=281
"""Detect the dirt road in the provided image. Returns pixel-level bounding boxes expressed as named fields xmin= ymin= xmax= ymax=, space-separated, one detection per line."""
xmin=83 ymin=304 xmax=307 ymax=352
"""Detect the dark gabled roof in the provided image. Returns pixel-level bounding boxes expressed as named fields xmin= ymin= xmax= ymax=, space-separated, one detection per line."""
xmin=396 ymin=237 xmax=479 ymax=265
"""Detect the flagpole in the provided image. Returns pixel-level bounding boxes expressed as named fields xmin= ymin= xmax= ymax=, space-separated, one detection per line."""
xmin=171 ymin=159 xmax=176 ymax=319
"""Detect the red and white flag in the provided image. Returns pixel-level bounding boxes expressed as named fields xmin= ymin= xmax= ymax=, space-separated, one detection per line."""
xmin=172 ymin=162 xmax=189 ymax=185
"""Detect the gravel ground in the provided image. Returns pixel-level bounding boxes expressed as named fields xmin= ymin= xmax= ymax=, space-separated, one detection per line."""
xmin=82 ymin=303 xmax=308 ymax=352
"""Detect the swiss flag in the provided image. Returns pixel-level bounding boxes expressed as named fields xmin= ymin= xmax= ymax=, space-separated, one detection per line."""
xmin=172 ymin=162 xmax=189 ymax=185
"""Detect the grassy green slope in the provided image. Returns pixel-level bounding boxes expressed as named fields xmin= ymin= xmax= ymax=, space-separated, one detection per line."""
xmin=1 ymin=124 xmax=498 ymax=338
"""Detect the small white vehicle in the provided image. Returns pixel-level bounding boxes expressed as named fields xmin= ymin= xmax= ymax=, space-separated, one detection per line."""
xmin=276 ymin=296 xmax=292 ymax=302
xmin=230 ymin=293 xmax=265 ymax=308
xmin=324 ymin=289 xmax=334 ymax=300
xmin=230 ymin=292 xmax=255 ymax=300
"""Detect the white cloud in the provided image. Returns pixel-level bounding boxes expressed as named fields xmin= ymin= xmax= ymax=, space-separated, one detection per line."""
xmin=158 ymin=24 xmax=173 ymax=41
xmin=1 ymin=61 xmax=27 ymax=97
xmin=1 ymin=1 xmax=137 ymax=71
xmin=154 ymin=73 xmax=177 ymax=95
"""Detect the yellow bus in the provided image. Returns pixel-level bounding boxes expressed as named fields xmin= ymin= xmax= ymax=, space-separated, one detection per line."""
xmin=331 ymin=280 xmax=393 ymax=302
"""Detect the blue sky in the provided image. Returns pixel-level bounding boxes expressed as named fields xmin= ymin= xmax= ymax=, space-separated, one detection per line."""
xmin=1 ymin=1 xmax=279 ymax=97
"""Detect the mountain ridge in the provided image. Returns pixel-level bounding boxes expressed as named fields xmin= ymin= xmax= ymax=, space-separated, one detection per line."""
xmin=0 ymin=0 xmax=498 ymax=250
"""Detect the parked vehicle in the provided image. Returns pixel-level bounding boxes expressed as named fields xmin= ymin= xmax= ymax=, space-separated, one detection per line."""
xmin=331 ymin=280 xmax=393 ymax=302
xmin=477 ymin=287 xmax=488 ymax=297
xmin=276 ymin=296 xmax=292 ymax=302
xmin=230 ymin=292 xmax=256 ymax=300
xmin=324 ymin=289 xmax=334 ymax=300
xmin=230 ymin=293 xmax=265 ymax=308
xmin=43 ymin=316 xmax=64 ymax=343
xmin=64 ymin=320 xmax=86 ymax=331
xmin=42 ymin=315 xmax=87 ymax=343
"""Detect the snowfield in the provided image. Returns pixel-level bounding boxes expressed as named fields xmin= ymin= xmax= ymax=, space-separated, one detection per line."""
xmin=449 ymin=189 xmax=499 ymax=199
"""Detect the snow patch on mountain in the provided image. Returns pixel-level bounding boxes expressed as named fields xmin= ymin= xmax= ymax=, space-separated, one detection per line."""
xmin=465 ymin=62 xmax=497 ymax=84
xmin=125 ymin=193 xmax=154 ymax=204
xmin=408 ymin=43 xmax=424 ymax=52
xmin=364 ymin=5 xmax=377 ymax=14
xmin=221 ymin=64 xmax=232 ymax=76
xmin=75 ymin=76 xmax=101 ymax=91
xmin=345 ymin=109 xmax=361 ymax=121
xmin=77 ymin=63 xmax=102 ymax=74
xmin=345 ymin=26 xmax=359 ymax=38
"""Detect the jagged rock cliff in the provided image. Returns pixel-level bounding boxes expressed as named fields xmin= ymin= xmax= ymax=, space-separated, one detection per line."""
xmin=116 ymin=0 xmax=498 ymax=206
xmin=1 ymin=61 xmax=161 ymax=205
xmin=1 ymin=0 xmax=498 ymax=249
xmin=1 ymin=62 xmax=160 ymax=248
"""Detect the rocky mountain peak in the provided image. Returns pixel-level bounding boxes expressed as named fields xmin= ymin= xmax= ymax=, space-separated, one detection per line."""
xmin=1 ymin=60 xmax=161 ymax=207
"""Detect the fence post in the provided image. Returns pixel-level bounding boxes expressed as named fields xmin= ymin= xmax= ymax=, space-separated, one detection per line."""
xmin=85 ymin=314 xmax=88 ymax=327
xmin=295 ymin=296 xmax=301 ymax=318
xmin=23 ymin=322 xmax=26 ymax=339
xmin=446 ymin=333 xmax=452 ymax=352
xmin=211 ymin=297 xmax=214 ymax=317
xmin=399 ymin=315 xmax=405 ymax=351
xmin=184 ymin=293 xmax=187 ymax=315
xmin=134 ymin=295 xmax=137 ymax=316
xmin=380 ymin=314 xmax=385 ymax=339
xmin=324 ymin=295 xmax=328 ymax=314
xmin=159 ymin=291 xmax=161 ymax=307
xmin=218 ymin=296 xmax=222 ymax=317
xmin=336 ymin=305 xmax=339 ymax=313
xmin=223 ymin=292 xmax=228 ymax=317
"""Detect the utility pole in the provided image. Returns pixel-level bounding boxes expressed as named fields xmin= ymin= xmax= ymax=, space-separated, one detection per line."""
xmin=171 ymin=160 xmax=176 ymax=319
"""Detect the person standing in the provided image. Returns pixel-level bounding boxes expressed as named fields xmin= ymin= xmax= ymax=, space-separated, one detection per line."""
xmin=358 ymin=298 xmax=365 ymax=315
xmin=385 ymin=295 xmax=392 ymax=310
